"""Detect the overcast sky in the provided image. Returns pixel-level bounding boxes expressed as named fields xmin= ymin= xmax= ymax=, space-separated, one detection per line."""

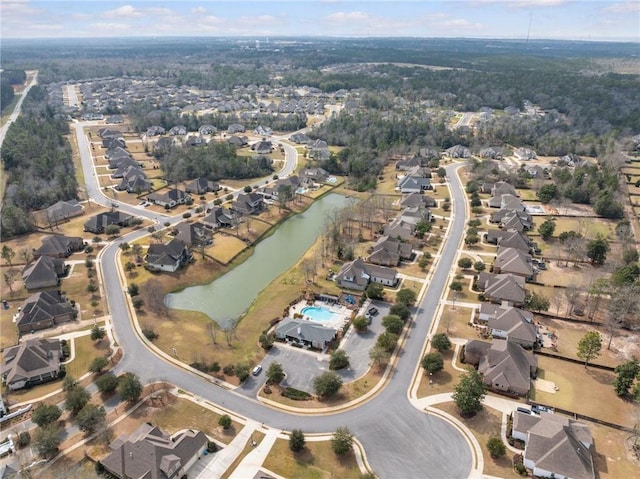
xmin=1 ymin=0 xmax=639 ymax=41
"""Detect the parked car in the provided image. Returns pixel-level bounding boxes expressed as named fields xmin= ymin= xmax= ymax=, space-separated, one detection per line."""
xmin=516 ymin=407 xmax=532 ymax=415
xmin=252 ymin=365 xmax=262 ymax=376
xmin=531 ymin=405 xmax=553 ymax=414
xmin=367 ymin=307 xmax=379 ymax=316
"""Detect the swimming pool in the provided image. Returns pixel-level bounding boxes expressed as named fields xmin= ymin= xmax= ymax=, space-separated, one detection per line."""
xmin=301 ymin=306 xmax=336 ymax=322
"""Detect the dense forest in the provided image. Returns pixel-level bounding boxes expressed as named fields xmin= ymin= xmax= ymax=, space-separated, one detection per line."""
xmin=153 ymin=142 xmax=274 ymax=184
xmin=1 ymin=86 xmax=77 ymax=239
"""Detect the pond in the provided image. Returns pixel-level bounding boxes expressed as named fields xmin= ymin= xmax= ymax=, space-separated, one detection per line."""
xmin=165 ymin=193 xmax=351 ymax=328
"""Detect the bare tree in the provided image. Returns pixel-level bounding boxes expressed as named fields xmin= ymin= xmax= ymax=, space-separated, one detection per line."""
xmin=606 ymin=285 xmax=640 ymax=349
xmin=586 ymin=277 xmax=609 ymax=321
xmin=143 ymin=279 xmax=169 ymax=316
xmin=550 ymin=289 xmax=564 ymax=317
xmin=3 ymin=269 xmax=17 ymax=293
xmin=564 ymin=286 xmax=581 ymax=316
xmin=208 ymin=321 xmax=218 ymax=345
xmin=19 ymin=248 xmax=33 ymax=265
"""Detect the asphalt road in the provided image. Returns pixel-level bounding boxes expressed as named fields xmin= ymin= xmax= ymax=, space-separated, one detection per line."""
xmin=75 ymin=119 xmax=473 ymax=478
xmin=0 ymin=71 xmax=39 ymax=148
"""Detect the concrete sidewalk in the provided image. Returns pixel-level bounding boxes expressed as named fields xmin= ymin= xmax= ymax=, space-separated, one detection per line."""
xmin=191 ymin=420 xmax=260 ymax=479
xmin=229 ymin=428 xmax=282 ymax=479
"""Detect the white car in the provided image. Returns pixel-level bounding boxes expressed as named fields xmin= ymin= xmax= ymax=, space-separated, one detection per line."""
xmin=252 ymin=365 xmax=263 ymax=376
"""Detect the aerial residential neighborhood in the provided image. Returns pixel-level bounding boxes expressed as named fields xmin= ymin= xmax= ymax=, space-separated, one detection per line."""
xmin=0 ymin=4 xmax=639 ymax=479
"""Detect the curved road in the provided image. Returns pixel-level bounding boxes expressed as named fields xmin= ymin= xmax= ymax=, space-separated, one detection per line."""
xmin=75 ymin=122 xmax=472 ymax=478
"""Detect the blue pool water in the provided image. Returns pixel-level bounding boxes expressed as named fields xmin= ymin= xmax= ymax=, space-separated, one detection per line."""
xmin=301 ymin=306 xmax=335 ymax=322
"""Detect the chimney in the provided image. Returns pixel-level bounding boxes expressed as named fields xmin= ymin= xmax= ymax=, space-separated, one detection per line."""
xmin=297 ymin=326 xmax=302 ymax=336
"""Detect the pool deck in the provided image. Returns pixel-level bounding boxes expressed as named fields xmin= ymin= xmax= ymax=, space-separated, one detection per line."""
xmin=290 ymin=299 xmax=350 ymax=331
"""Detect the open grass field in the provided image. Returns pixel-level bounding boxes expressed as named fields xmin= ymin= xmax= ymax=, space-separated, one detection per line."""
xmin=530 ymin=355 xmax=635 ymax=426
xmin=516 ymin=189 xmax=538 ymax=201
xmin=435 ymin=402 xmax=519 ymax=479
xmin=262 ymin=438 xmax=362 ymax=479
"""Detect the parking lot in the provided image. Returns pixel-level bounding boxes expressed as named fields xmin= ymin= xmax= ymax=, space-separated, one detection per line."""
xmin=237 ymin=300 xmax=391 ymax=396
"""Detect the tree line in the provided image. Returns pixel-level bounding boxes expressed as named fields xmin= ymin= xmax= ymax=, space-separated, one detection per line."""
xmin=1 ymin=85 xmax=77 ymax=239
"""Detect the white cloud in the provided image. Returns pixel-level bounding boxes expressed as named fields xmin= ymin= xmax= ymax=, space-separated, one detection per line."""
xmin=472 ymin=0 xmax=568 ymax=7
xmin=191 ymin=7 xmax=208 ymax=15
xmin=90 ymin=22 xmax=135 ymax=34
xmin=146 ymin=7 xmax=173 ymax=17
xmin=325 ymin=11 xmax=371 ymax=23
xmin=71 ymin=13 xmax=93 ymax=21
xmin=237 ymin=14 xmax=280 ymax=27
xmin=103 ymin=5 xmax=143 ymax=20
xmin=603 ymin=1 xmax=639 ymax=13
xmin=2 ymin=0 xmax=45 ymax=18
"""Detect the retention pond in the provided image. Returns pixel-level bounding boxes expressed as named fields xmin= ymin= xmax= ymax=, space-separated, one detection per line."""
xmin=165 ymin=193 xmax=350 ymax=328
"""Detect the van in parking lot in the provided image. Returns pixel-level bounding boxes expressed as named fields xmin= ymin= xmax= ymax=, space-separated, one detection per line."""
xmin=516 ymin=407 xmax=532 ymax=415
xmin=252 ymin=365 xmax=262 ymax=376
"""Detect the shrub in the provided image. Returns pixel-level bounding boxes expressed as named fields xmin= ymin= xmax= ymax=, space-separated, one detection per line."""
xmin=329 ymin=350 xmax=350 ymax=370
xmin=431 ymin=333 xmax=452 ymax=352
xmin=89 ymin=356 xmax=109 ymax=374
xmin=281 ymin=387 xmax=312 ymax=400
xmin=290 ymin=429 xmax=305 ymax=452
xmin=515 ymin=463 xmax=527 ymax=476
xmin=352 ymin=316 xmax=369 ymax=332
xmin=223 ymin=365 xmax=235 ymax=376
xmin=207 ymin=441 xmax=218 ymax=452
xmin=96 ymin=373 xmax=119 ymax=394
xmin=218 ymin=414 xmax=232 ymax=430
xmin=17 ymin=431 xmax=31 ymax=448
xmin=133 ymin=297 xmax=144 ymax=310
xmin=487 ymin=436 xmax=506 ymax=458
xmin=182 ymin=212 xmax=192 ymax=219
xmin=331 ymin=427 xmax=353 ymax=456
xmin=142 ymin=327 xmax=157 ymax=340
xmin=235 ymin=364 xmax=250 ymax=382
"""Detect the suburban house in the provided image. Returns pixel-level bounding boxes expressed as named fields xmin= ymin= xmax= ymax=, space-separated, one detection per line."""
xmin=401 ymin=192 xmax=436 ymax=208
xmin=485 ymin=229 xmax=533 ymax=254
xmin=84 ymin=211 xmax=133 ymax=234
xmin=103 ymin=137 xmax=126 ymax=150
xmin=184 ymin=136 xmax=204 ymax=147
xmin=395 ymin=155 xmax=422 ymax=171
xmin=299 ymin=167 xmax=329 ymax=184
xmin=1 ymin=338 xmax=64 ymax=391
xmin=15 ymin=290 xmax=75 ymax=334
xmin=488 ymin=193 xmax=526 ymax=210
xmin=308 ymin=139 xmax=330 ymax=161
xmin=198 ymin=124 xmax=216 ymax=135
xmin=147 ymin=189 xmax=191 ymax=209
xmin=227 ymin=135 xmax=249 ymax=147
xmin=45 ymin=200 xmax=83 ymax=224
xmin=290 ymin=132 xmax=312 ymax=144
xmin=109 ymin=155 xmax=139 ymax=172
xmin=184 ymin=177 xmax=221 ymax=195
xmin=493 ymin=247 xmax=535 ymax=280
xmin=100 ymin=423 xmax=207 ymax=479
xmin=514 ymin=147 xmax=537 ymax=161
xmin=490 ymin=209 xmax=532 ymax=231
xmin=512 ymin=411 xmax=595 ymax=479
xmin=258 ymin=176 xmax=302 ymax=200
xmin=21 ymin=256 xmax=66 ymax=291
xmin=251 ymin=140 xmax=273 ymax=155
xmin=478 ymin=272 xmax=527 ymax=306
xmin=367 ymin=235 xmax=413 ymax=267
xmin=397 ymin=175 xmax=432 ymax=193
xmin=464 ymin=339 xmax=537 ymax=396
xmin=117 ymin=168 xmax=152 ymax=194
xmin=232 ymin=193 xmax=264 ymax=216
xmin=491 ymin=181 xmax=518 ymax=198
xmin=275 ymin=318 xmax=337 ymax=350
xmin=399 ymin=205 xmax=432 ymax=225
xmin=147 ymin=126 xmax=166 ymax=137
xmin=98 ymin=127 xmax=123 ymax=140
xmin=384 ymin=218 xmax=415 ymax=241
xmin=227 ymin=123 xmax=245 ymax=133
xmin=479 ymin=147 xmax=503 ymax=159
xmin=33 ymin=235 xmax=84 ymax=258
xmin=174 ymin=222 xmax=212 ymax=247
xmin=335 ymin=257 xmax=398 ymax=291
xmin=169 ymin=125 xmax=187 ymax=136
xmin=444 ymin=145 xmax=471 ymax=158
xmin=203 ymin=207 xmax=237 ymax=229
xmin=146 ymin=239 xmax=191 ymax=273
xmin=478 ymin=303 xmax=538 ymax=348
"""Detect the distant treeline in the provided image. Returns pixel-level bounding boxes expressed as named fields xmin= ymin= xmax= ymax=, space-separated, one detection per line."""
xmin=1 ymin=70 xmax=26 ymax=111
xmin=1 ymin=86 xmax=77 ymax=240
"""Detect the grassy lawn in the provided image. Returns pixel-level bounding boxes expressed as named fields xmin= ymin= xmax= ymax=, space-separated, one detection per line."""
xmin=209 ymin=233 xmax=249 ymax=264
xmin=221 ymin=430 xmax=266 ymax=479
xmin=64 ymin=263 xmax=108 ymax=318
xmin=437 ymin=306 xmax=479 ymax=341
xmin=151 ymin=396 xmax=240 ymax=444
xmin=534 ymin=260 xmax=602 ymax=288
xmin=535 ymin=317 xmax=637 ymax=368
xmin=530 ymin=355 xmax=635 ymax=426
xmin=262 ymin=438 xmax=362 ymax=479
xmin=435 ymin=402 xmax=519 ymax=479
xmin=416 ymin=348 xmax=466 ymax=398
xmin=515 ymin=189 xmax=538 ymax=201
xmin=552 ymin=217 xmax=617 ymax=239
xmin=591 ymin=422 xmax=640 ymax=479
xmin=65 ymin=335 xmax=110 ymax=379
